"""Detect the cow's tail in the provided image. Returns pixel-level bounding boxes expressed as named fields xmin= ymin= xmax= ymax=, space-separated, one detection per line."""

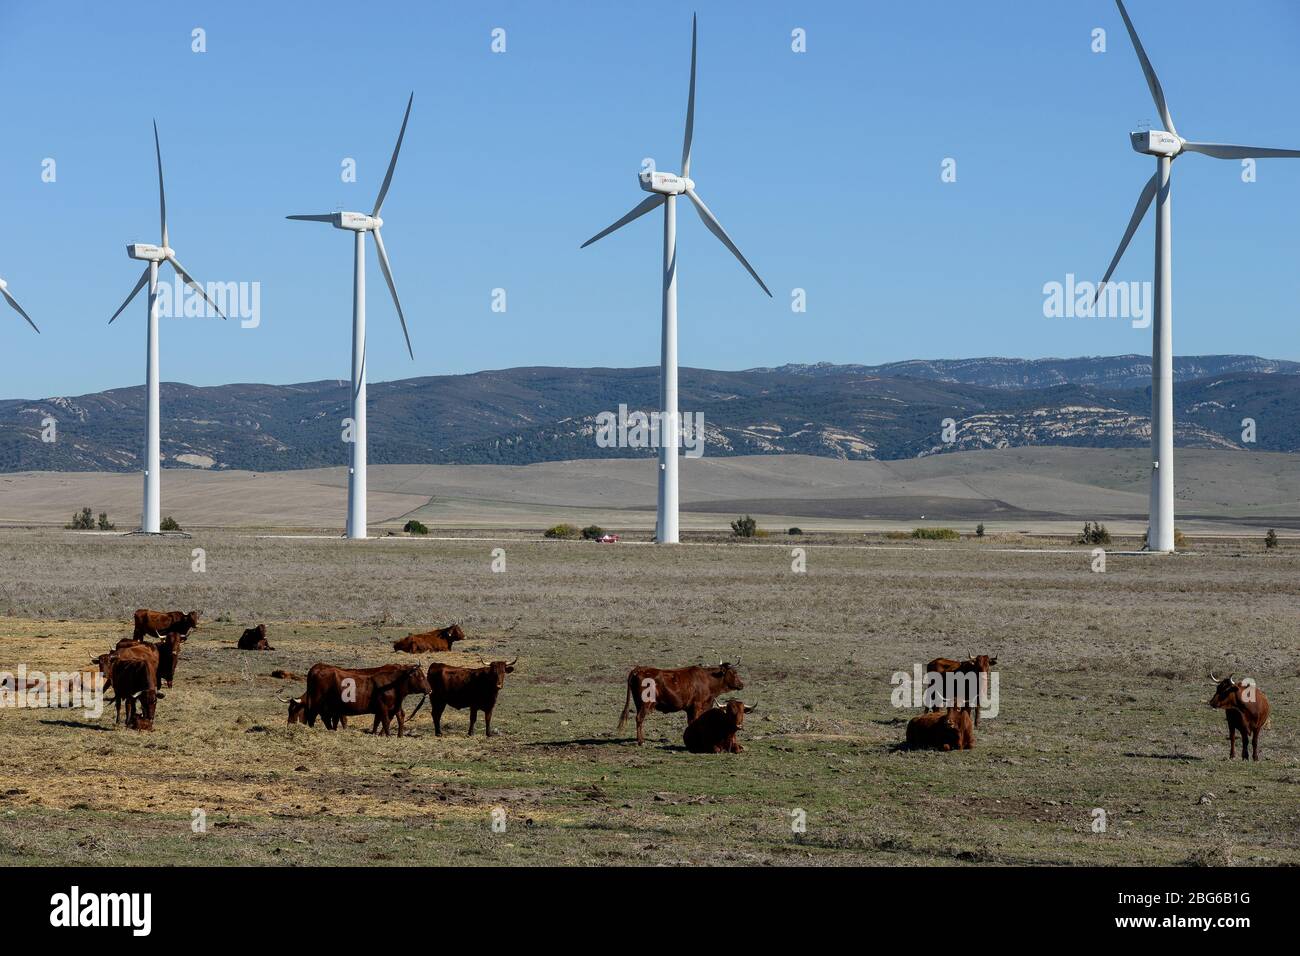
xmin=617 ymin=675 xmax=634 ymax=731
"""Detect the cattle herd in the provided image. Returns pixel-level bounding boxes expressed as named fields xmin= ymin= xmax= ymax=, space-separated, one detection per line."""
xmin=80 ymin=609 xmax=1271 ymax=760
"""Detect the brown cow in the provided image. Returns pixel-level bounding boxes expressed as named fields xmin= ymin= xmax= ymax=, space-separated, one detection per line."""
xmin=393 ymin=624 xmax=465 ymax=654
xmin=906 ymin=706 xmax=975 ymax=751
xmin=683 ymin=699 xmax=754 ymax=754
xmin=426 ymin=659 xmax=516 ymax=737
xmin=283 ymin=663 xmax=430 ymax=737
xmin=116 ymin=633 xmax=184 ymax=688
xmin=238 ymin=624 xmax=273 ymax=650
xmin=132 ymin=609 xmax=200 ymax=642
xmin=618 ymin=662 xmax=745 ymax=745
xmin=107 ymin=643 xmax=161 ymax=731
xmin=1208 ymin=673 xmax=1270 ymax=761
xmin=925 ymin=652 xmax=996 ymax=725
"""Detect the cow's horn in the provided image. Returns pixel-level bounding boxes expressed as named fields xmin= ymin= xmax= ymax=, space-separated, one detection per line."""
xmin=1209 ymin=672 xmax=1219 ymax=684
xmin=406 ymin=694 xmax=427 ymax=719
xmin=509 ymin=656 xmax=519 ymax=666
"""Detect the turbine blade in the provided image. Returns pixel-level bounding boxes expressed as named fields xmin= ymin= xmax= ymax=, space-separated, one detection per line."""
xmin=1115 ymin=0 xmax=1176 ymax=135
xmin=373 ymin=92 xmax=414 ymax=217
xmin=682 ymin=13 xmax=697 ymax=179
xmin=1182 ymin=142 xmax=1300 ymax=160
xmin=166 ymin=255 xmax=228 ymax=320
xmin=1092 ymin=172 xmax=1159 ymax=306
xmin=372 ymin=228 xmax=414 ymax=360
xmin=580 ymin=194 xmax=665 ymax=248
xmin=2 ymin=287 xmax=40 ymax=333
xmin=287 ymin=214 xmax=337 ymax=223
xmin=108 ymin=266 xmax=152 ymax=324
xmin=684 ymin=187 xmax=772 ymax=297
xmin=154 ymin=119 xmax=168 ymax=249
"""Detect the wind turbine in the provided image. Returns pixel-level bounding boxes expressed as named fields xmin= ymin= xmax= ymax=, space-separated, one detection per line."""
xmin=1 ymin=278 xmax=40 ymax=333
xmin=581 ymin=15 xmax=770 ymax=544
xmin=1091 ymin=0 xmax=1300 ymax=553
xmin=288 ymin=93 xmax=415 ymax=540
xmin=108 ymin=121 xmax=228 ymax=535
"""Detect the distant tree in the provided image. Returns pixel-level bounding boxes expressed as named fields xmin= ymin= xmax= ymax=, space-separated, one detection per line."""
xmin=1076 ymin=521 xmax=1111 ymax=546
xmin=581 ymin=524 xmax=605 ymax=540
xmin=787 ymin=527 xmax=803 ymax=536
xmin=1265 ymin=528 xmax=1279 ymax=550
xmin=403 ymin=519 xmax=428 ymax=535
xmin=975 ymin=523 xmax=985 ymax=538
xmin=160 ymin=516 xmax=182 ymax=532
xmin=731 ymin=515 xmax=758 ymax=538
xmin=67 ymin=507 xmax=95 ymax=530
xmin=97 ymin=512 xmax=115 ymax=531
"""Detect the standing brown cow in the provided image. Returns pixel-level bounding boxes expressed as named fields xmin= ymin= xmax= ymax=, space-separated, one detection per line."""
xmin=393 ymin=624 xmax=465 ymax=653
xmin=426 ymin=659 xmax=516 ymax=737
xmin=618 ymin=662 xmax=744 ymax=745
xmin=683 ymin=700 xmax=754 ymax=753
xmin=925 ymin=652 xmax=996 ymax=725
xmin=107 ymin=643 xmax=161 ymax=730
xmin=283 ymin=663 xmax=430 ymax=737
xmin=132 ymin=609 xmax=200 ymax=642
xmin=1208 ymin=673 xmax=1270 ymax=761
xmin=116 ymin=633 xmax=184 ymax=688
xmin=906 ymin=706 xmax=975 ymax=751
xmin=238 ymin=624 xmax=273 ymax=650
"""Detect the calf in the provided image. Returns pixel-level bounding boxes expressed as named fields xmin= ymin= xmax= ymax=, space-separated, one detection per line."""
xmin=1208 ymin=673 xmax=1270 ymax=761
xmin=132 ymin=609 xmax=200 ymax=642
xmin=906 ymin=706 xmax=975 ymax=751
xmin=238 ymin=624 xmax=273 ymax=650
xmin=426 ymin=659 xmax=516 ymax=737
xmin=618 ymin=662 xmax=744 ymax=745
xmin=683 ymin=700 xmax=754 ymax=754
xmin=393 ymin=624 xmax=465 ymax=654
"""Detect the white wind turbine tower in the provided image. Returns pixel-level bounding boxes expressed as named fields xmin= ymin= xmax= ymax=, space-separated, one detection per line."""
xmin=288 ymin=94 xmax=415 ymax=540
xmin=1 ymin=278 xmax=40 ymax=333
xmin=582 ymin=15 xmax=771 ymax=544
xmin=108 ymin=121 xmax=228 ymax=535
xmin=1092 ymin=0 xmax=1300 ymax=553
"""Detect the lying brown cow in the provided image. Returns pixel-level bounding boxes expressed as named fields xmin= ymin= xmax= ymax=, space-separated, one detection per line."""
xmin=619 ymin=662 xmax=745 ymax=745
xmin=238 ymin=624 xmax=273 ymax=650
xmin=683 ymin=699 xmax=754 ymax=754
xmin=284 ymin=663 xmax=430 ymax=737
xmin=107 ymin=643 xmax=161 ymax=731
xmin=906 ymin=706 xmax=975 ymax=751
xmin=132 ymin=609 xmax=200 ymax=642
xmin=1208 ymin=673 xmax=1270 ymax=761
xmin=925 ymin=652 xmax=996 ymax=725
xmin=393 ymin=624 xmax=465 ymax=654
xmin=116 ymin=633 xmax=184 ymax=688
xmin=426 ymin=659 xmax=516 ymax=737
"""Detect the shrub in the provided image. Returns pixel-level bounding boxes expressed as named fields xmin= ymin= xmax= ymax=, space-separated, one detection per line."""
xmin=403 ymin=519 xmax=428 ymax=535
xmin=160 ymin=516 xmax=182 ymax=532
xmin=975 ymin=523 xmax=985 ymax=538
xmin=97 ymin=512 xmax=115 ymax=531
xmin=67 ymin=508 xmax=95 ymax=530
xmin=581 ymin=525 xmax=605 ymax=540
xmin=912 ymin=527 xmax=959 ymax=540
xmin=1265 ymin=528 xmax=1279 ymax=550
xmin=884 ymin=531 xmax=910 ymax=540
xmin=787 ymin=527 xmax=803 ymax=536
xmin=1173 ymin=528 xmax=1187 ymax=549
xmin=544 ymin=523 xmax=578 ymax=539
xmin=730 ymin=515 xmax=758 ymax=538
xmin=1075 ymin=521 xmax=1111 ymax=546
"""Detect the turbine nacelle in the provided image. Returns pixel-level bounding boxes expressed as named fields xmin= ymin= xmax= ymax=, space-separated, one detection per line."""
xmin=1130 ymin=129 xmax=1182 ymax=157
xmin=126 ymin=243 xmax=173 ymax=262
xmin=334 ymin=211 xmax=384 ymax=232
xmin=640 ymin=170 xmax=694 ymax=196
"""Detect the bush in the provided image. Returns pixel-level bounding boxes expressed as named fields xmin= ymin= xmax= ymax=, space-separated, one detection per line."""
xmin=67 ymin=507 xmax=95 ymax=530
xmin=403 ymin=520 xmax=428 ymax=535
xmin=97 ymin=512 xmax=115 ymax=531
xmin=730 ymin=515 xmax=758 ymax=538
xmin=544 ymin=523 xmax=578 ymax=539
xmin=884 ymin=531 xmax=910 ymax=540
xmin=1075 ymin=521 xmax=1111 ymax=546
xmin=1265 ymin=528 xmax=1279 ymax=550
xmin=912 ymin=527 xmax=959 ymax=540
xmin=787 ymin=527 xmax=803 ymax=536
xmin=975 ymin=523 xmax=985 ymax=538
xmin=1174 ymin=528 xmax=1187 ymax=549
xmin=581 ymin=525 xmax=605 ymax=541
xmin=160 ymin=516 xmax=182 ymax=532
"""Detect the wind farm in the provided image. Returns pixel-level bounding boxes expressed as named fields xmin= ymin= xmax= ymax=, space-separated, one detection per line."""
xmin=0 ymin=1 xmax=1297 ymax=900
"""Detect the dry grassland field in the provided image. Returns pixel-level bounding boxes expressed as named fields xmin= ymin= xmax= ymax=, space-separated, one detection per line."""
xmin=0 ymin=528 xmax=1296 ymax=866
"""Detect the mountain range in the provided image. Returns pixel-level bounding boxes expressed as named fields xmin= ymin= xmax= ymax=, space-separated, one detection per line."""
xmin=1 ymin=354 xmax=1296 ymax=472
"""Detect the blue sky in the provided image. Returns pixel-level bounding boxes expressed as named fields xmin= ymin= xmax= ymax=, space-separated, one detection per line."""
xmin=1 ymin=0 xmax=1297 ymax=398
